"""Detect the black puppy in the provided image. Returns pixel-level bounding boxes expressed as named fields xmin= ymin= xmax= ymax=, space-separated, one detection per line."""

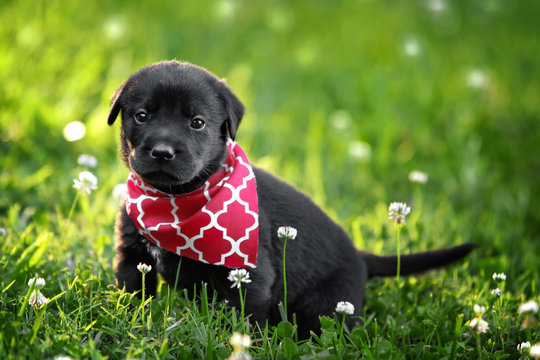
xmin=108 ymin=60 xmax=475 ymax=337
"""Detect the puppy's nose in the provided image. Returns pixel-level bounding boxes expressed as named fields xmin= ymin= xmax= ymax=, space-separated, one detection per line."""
xmin=150 ymin=144 xmax=175 ymax=161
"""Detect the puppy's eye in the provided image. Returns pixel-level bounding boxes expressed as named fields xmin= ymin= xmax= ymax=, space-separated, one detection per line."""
xmin=190 ymin=117 xmax=206 ymax=130
xmin=134 ymin=111 xmax=148 ymax=124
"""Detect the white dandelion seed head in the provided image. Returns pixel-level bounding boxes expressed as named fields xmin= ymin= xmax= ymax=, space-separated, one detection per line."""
xmin=112 ymin=183 xmax=128 ymax=199
xmin=229 ymin=332 xmax=251 ymax=349
xmin=28 ymin=277 xmax=46 ymax=290
xmin=277 ymin=226 xmax=297 ymax=240
xmin=136 ymin=263 xmax=152 ymax=274
xmin=492 ymin=272 xmax=506 ymax=281
xmin=335 ymin=301 xmax=355 ymax=315
xmin=63 ymin=121 xmax=86 ymax=142
xmin=491 ymin=288 xmax=502 ymax=297
xmin=468 ymin=318 xmax=489 ymax=333
xmin=409 ymin=170 xmax=428 ymax=184
xmin=530 ymin=343 xmax=540 ymax=358
xmin=77 ymin=154 xmax=98 ymax=168
xmin=73 ymin=171 xmax=98 ymax=194
xmin=518 ymin=300 xmax=539 ymax=315
xmin=228 ymin=269 xmax=252 ymax=289
xmin=29 ymin=291 xmax=49 ymax=307
xmin=473 ymin=304 xmax=486 ymax=316
xmin=388 ymin=202 xmax=411 ymax=225
xmin=517 ymin=341 xmax=531 ymax=353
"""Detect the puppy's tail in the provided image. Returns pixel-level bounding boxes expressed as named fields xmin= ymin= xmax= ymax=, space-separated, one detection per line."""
xmin=363 ymin=243 xmax=477 ymax=278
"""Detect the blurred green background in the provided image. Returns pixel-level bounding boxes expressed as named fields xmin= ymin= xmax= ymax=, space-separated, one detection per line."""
xmin=1 ymin=0 xmax=539 ymax=279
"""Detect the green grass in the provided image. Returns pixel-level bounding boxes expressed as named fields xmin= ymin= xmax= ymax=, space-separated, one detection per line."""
xmin=1 ymin=0 xmax=540 ymax=358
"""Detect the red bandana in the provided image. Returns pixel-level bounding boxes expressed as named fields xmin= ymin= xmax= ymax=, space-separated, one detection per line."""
xmin=126 ymin=140 xmax=259 ymax=268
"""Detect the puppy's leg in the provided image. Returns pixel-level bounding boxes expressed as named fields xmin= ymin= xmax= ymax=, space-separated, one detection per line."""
xmin=290 ymin=260 xmax=367 ymax=339
xmin=115 ymin=208 xmax=158 ymax=297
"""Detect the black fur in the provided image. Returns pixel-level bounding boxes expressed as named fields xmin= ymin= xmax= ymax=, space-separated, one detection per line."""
xmin=108 ymin=60 xmax=476 ymax=338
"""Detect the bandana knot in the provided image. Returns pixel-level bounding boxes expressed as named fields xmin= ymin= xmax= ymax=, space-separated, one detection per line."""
xmin=126 ymin=140 xmax=259 ymax=268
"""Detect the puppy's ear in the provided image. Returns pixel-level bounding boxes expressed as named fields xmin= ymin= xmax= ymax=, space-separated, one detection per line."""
xmin=217 ymin=80 xmax=244 ymax=140
xmin=107 ymin=84 xmax=125 ymax=126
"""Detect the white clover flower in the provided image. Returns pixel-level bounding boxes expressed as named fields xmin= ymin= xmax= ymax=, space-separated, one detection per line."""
xmin=137 ymin=263 xmax=152 ymax=274
xmin=492 ymin=272 xmax=506 ymax=281
xmin=469 ymin=304 xmax=489 ymax=333
xmin=277 ymin=226 xmax=297 ymax=240
xmin=403 ymin=37 xmax=421 ymax=57
xmin=215 ymin=0 xmax=235 ymax=21
xmin=518 ymin=300 xmax=539 ymax=315
xmin=104 ymin=18 xmax=126 ymax=40
xmin=233 ymin=353 xmax=253 ymax=360
xmin=491 ymin=288 xmax=502 ymax=297
xmin=408 ymin=170 xmax=428 ymax=184
xmin=63 ymin=121 xmax=86 ymax=142
xmin=531 ymin=344 xmax=540 ymax=359
xmin=28 ymin=277 xmax=46 ymax=290
xmin=73 ymin=171 xmax=98 ymax=194
xmin=228 ymin=269 xmax=252 ymax=289
xmin=468 ymin=318 xmax=489 ymax=333
xmin=29 ymin=291 xmax=49 ymax=307
xmin=229 ymin=332 xmax=251 ymax=349
xmin=112 ymin=183 xmax=128 ymax=199
xmin=329 ymin=110 xmax=352 ymax=130
xmin=517 ymin=341 xmax=531 ymax=354
xmin=228 ymin=333 xmax=252 ymax=360
xmin=388 ymin=202 xmax=411 ymax=225
xmin=348 ymin=141 xmax=372 ymax=162
xmin=335 ymin=301 xmax=355 ymax=315
xmin=466 ymin=69 xmax=488 ymax=89
xmin=473 ymin=304 xmax=486 ymax=316
xmin=0 ymin=227 xmax=6 ymax=237
xmin=77 ymin=154 xmax=98 ymax=168
xmin=476 ymin=320 xmax=489 ymax=334
xmin=426 ymin=0 xmax=446 ymax=13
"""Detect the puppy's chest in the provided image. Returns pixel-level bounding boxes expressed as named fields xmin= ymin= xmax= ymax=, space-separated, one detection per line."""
xmin=143 ymin=237 xmax=166 ymax=267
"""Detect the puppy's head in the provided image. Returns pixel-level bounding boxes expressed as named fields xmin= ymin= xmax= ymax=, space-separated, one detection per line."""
xmin=107 ymin=61 xmax=244 ymax=192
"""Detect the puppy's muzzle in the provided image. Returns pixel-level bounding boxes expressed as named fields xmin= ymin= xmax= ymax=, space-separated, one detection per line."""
xmin=150 ymin=144 xmax=176 ymax=161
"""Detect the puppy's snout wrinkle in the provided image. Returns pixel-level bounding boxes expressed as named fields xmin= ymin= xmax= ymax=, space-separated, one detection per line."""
xmin=150 ymin=144 xmax=176 ymax=161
